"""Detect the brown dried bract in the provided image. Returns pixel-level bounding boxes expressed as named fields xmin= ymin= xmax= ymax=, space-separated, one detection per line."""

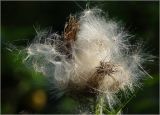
xmin=96 ymin=61 xmax=118 ymax=76
xmin=64 ymin=15 xmax=79 ymax=41
xmin=63 ymin=15 xmax=79 ymax=59
xmin=87 ymin=61 xmax=118 ymax=93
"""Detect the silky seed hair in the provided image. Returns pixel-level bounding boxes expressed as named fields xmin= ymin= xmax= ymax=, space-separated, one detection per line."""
xmin=23 ymin=8 xmax=152 ymax=109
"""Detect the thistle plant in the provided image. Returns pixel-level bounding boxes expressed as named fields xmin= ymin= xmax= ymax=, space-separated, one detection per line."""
xmin=23 ymin=8 xmax=152 ymax=114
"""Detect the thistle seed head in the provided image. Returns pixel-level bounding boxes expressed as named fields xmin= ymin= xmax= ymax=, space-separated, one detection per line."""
xmin=23 ymin=8 xmax=152 ymax=109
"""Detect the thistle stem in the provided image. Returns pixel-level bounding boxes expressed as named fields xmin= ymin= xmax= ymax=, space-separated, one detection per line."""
xmin=95 ymin=96 xmax=104 ymax=115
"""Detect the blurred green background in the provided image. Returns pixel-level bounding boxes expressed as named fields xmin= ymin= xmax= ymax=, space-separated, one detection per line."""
xmin=1 ymin=1 xmax=159 ymax=114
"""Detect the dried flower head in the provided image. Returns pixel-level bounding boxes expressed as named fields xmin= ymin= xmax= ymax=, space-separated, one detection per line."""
xmin=23 ymin=8 xmax=151 ymax=111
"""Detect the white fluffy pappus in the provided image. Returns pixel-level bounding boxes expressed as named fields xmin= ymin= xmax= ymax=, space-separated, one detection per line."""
xmin=23 ymin=8 xmax=151 ymax=109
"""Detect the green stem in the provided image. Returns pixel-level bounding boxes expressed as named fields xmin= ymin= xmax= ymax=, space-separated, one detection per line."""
xmin=86 ymin=0 xmax=90 ymax=9
xmin=115 ymin=94 xmax=136 ymax=114
xmin=95 ymin=92 xmax=136 ymax=115
xmin=95 ymin=96 xmax=104 ymax=115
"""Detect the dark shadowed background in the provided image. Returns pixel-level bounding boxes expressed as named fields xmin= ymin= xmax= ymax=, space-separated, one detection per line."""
xmin=1 ymin=1 xmax=159 ymax=114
